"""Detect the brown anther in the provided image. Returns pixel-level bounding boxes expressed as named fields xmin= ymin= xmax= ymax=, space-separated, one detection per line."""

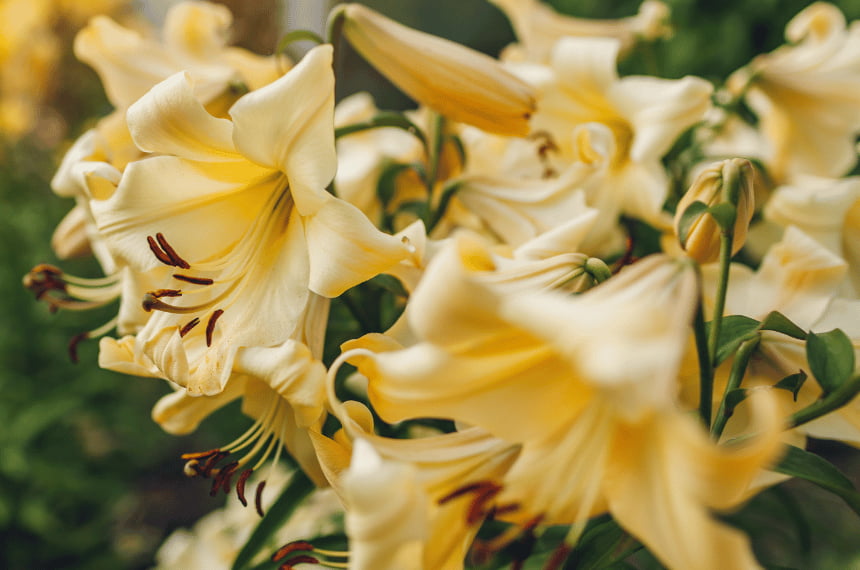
xmin=147 ymin=235 xmax=176 ymax=267
xmin=543 ymin=543 xmax=573 ymax=570
xmin=24 ymin=264 xmax=67 ymax=299
xmin=489 ymin=502 xmax=520 ymax=518
xmin=205 ymin=309 xmax=224 ymax=347
xmin=439 ymin=481 xmax=503 ymax=525
xmin=255 ymin=480 xmax=267 ymax=517
xmin=181 ymin=448 xmax=223 ymax=461
xmin=199 ymin=450 xmax=230 ymax=478
xmin=210 ymin=461 xmax=239 ymax=496
xmin=179 ymin=317 xmax=201 ymax=337
xmin=272 ymin=541 xmax=315 ymax=562
xmin=67 ymin=332 xmax=88 ymax=364
xmin=236 ymin=469 xmax=254 ymax=507
xmin=152 ymin=288 xmax=182 ymax=298
xmin=277 ymin=555 xmax=319 ymax=570
xmin=172 ymin=274 xmax=214 ymax=285
xmin=611 ymin=224 xmax=638 ymax=273
xmin=155 ymin=232 xmax=190 ymax=269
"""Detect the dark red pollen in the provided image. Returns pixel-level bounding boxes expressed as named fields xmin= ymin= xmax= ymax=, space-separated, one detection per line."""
xmin=147 ymin=235 xmax=176 ymax=267
xmin=179 ymin=317 xmax=201 ymax=337
xmin=68 ymin=332 xmax=88 ymax=364
xmin=206 ymin=309 xmax=224 ymax=347
xmin=152 ymin=288 xmax=182 ymax=298
xmin=255 ymin=480 xmax=267 ymax=517
xmin=272 ymin=541 xmax=315 ymax=562
xmin=156 ymin=232 xmax=190 ymax=269
xmin=172 ymin=274 xmax=214 ymax=285
xmin=236 ymin=469 xmax=254 ymax=507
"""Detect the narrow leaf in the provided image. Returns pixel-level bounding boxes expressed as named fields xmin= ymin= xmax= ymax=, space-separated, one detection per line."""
xmin=677 ymin=200 xmax=708 ymax=246
xmin=760 ymin=311 xmax=807 ymax=340
xmin=772 ymin=445 xmax=860 ymax=518
xmin=774 ymin=371 xmax=807 ymax=402
xmin=806 ymin=329 xmax=855 ymax=394
xmin=231 ymin=470 xmax=315 ymax=570
xmin=708 ymin=202 xmax=737 ymax=231
xmin=723 ymin=388 xmax=748 ymax=419
xmin=707 ymin=315 xmax=760 ymax=366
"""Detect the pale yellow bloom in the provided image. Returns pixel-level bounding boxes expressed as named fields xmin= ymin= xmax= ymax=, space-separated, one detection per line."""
xmin=348 ymin=238 xmax=783 ymax=569
xmin=728 ymin=2 xmax=860 ymax=181
xmin=338 ymin=3 xmax=536 ymax=137
xmin=490 ymin=0 xmax=671 ymax=63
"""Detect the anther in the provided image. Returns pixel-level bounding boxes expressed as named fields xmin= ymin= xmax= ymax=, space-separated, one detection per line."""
xmin=68 ymin=332 xmax=88 ymax=364
xmin=206 ymin=309 xmax=224 ymax=347
xmin=155 ymin=232 xmax=190 ymax=269
xmin=24 ymin=264 xmax=67 ymax=299
xmin=152 ymin=289 xmax=182 ymax=298
xmin=210 ymin=461 xmax=239 ymax=496
xmin=543 ymin=543 xmax=573 ymax=570
xmin=179 ymin=317 xmax=201 ymax=337
xmin=272 ymin=541 xmax=315 ymax=562
xmin=147 ymin=235 xmax=176 ymax=267
xmin=173 ymin=274 xmax=214 ymax=285
xmin=236 ymin=469 xmax=254 ymax=507
xmin=255 ymin=480 xmax=267 ymax=517
xmin=439 ymin=481 xmax=503 ymax=525
xmin=277 ymin=554 xmax=319 ymax=570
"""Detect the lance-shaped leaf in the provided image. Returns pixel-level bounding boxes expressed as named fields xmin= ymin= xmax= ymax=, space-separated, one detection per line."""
xmin=807 ymin=328 xmax=856 ymax=394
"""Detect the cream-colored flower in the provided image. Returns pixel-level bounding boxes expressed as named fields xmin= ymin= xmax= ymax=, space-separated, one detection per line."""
xmin=765 ymin=175 xmax=860 ymax=296
xmin=490 ymin=0 xmax=671 ymax=63
xmin=338 ymin=3 xmax=536 ymax=137
xmin=348 ymin=238 xmax=782 ymax=569
xmin=528 ymin=36 xmax=712 ymax=235
xmin=92 ymin=45 xmax=409 ymax=397
xmin=728 ymin=2 xmax=860 ymax=181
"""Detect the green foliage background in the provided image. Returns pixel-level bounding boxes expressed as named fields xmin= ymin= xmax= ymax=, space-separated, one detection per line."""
xmin=1 ymin=0 xmax=859 ymax=568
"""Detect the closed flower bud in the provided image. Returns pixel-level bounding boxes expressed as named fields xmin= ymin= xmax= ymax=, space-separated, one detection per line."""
xmin=337 ymin=3 xmax=536 ymax=137
xmin=674 ymin=158 xmax=755 ymax=263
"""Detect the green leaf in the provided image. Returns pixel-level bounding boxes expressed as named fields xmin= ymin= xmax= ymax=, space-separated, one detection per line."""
xmin=722 ymin=388 xmax=748 ymax=419
xmin=774 ymin=371 xmax=807 ymax=402
xmin=677 ymin=200 xmax=708 ymax=246
xmin=427 ymin=179 xmax=463 ymax=232
xmin=806 ymin=329 xmax=856 ymax=394
xmin=760 ymin=311 xmax=807 ymax=340
xmin=708 ymin=202 xmax=737 ymax=231
xmin=231 ymin=470 xmax=316 ymax=570
xmin=772 ymin=445 xmax=860 ymax=518
xmin=707 ymin=315 xmax=760 ymax=366
xmin=567 ymin=518 xmax=628 ymax=570
xmin=376 ymin=162 xmax=420 ymax=208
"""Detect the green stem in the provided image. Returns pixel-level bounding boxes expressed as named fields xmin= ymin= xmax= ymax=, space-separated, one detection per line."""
xmin=789 ymin=374 xmax=860 ymax=429
xmin=711 ymin=337 xmax=759 ymax=439
xmin=707 ymin=230 xmax=733 ymax=368
xmin=694 ymin=295 xmax=714 ymax=428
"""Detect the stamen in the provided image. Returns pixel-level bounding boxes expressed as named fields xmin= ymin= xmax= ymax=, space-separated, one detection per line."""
xmin=68 ymin=332 xmax=88 ymax=364
xmin=24 ymin=264 xmax=66 ymax=299
xmin=236 ymin=469 xmax=254 ymax=507
xmin=206 ymin=309 xmax=224 ymax=347
xmin=179 ymin=317 xmax=201 ymax=337
xmin=273 ymin=541 xmax=315 ymax=562
xmin=438 ymin=481 xmax=503 ymax=525
xmin=147 ymin=235 xmax=176 ymax=267
xmin=255 ymin=480 xmax=267 ymax=517
xmin=142 ymin=293 xmax=200 ymax=314
xmin=155 ymin=232 xmax=190 ymax=269
xmin=543 ymin=543 xmax=572 ymax=570
xmin=173 ymin=274 xmax=214 ymax=285
xmin=277 ymin=555 xmax=319 ymax=569
xmin=152 ymin=289 xmax=182 ymax=298
xmin=210 ymin=461 xmax=239 ymax=497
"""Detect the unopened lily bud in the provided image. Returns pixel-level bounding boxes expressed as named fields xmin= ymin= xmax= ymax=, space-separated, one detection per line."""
xmin=674 ymin=158 xmax=755 ymax=263
xmin=337 ymin=4 xmax=536 ymax=137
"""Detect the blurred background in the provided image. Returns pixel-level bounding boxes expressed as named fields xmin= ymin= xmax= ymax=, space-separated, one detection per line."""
xmin=2 ymin=0 xmax=860 ymax=568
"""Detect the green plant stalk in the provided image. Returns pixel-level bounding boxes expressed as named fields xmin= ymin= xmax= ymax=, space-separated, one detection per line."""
xmin=694 ymin=295 xmax=714 ymax=428
xmin=789 ymin=374 xmax=860 ymax=428
xmin=711 ymin=336 xmax=759 ymax=439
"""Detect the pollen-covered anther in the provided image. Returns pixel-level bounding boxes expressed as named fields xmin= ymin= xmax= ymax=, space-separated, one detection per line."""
xmin=68 ymin=332 xmax=88 ymax=364
xmin=23 ymin=264 xmax=67 ymax=299
xmin=206 ymin=309 xmax=224 ymax=347
xmin=255 ymin=480 xmax=267 ymax=517
xmin=146 ymin=232 xmax=191 ymax=269
xmin=272 ymin=540 xmax=349 ymax=570
xmin=438 ymin=480 xmax=503 ymax=525
xmin=236 ymin=469 xmax=254 ymax=507
xmin=152 ymin=288 xmax=182 ymax=298
xmin=209 ymin=460 xmax=240 ymax=497
xmin=172 ymin=274 xmax=214 ymax=285
xmin=179 ymin=317 xmax=200 ymax=337
xmin=272 ymin=541 xmax=316 ymax=562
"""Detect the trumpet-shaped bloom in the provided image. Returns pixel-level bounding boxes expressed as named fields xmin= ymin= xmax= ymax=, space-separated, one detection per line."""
xmin=348 ymin=238 xmax=783 ymax=569
xmin=490 ymin=0 xmax=671 ymax=63
xmin=728 ymin=2 xmax=860 ymax=181
xmin=92 ymin=45 xmax=409 ymax=397
xmin=527 ymin=36 xmax=712 ymax=231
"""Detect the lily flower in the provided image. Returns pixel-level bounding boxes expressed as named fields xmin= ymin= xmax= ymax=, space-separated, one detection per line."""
xmin=346 ymin=238 xmax=783 ymax=569
xmin=727 ymin=2 xmax=860 ymax=181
